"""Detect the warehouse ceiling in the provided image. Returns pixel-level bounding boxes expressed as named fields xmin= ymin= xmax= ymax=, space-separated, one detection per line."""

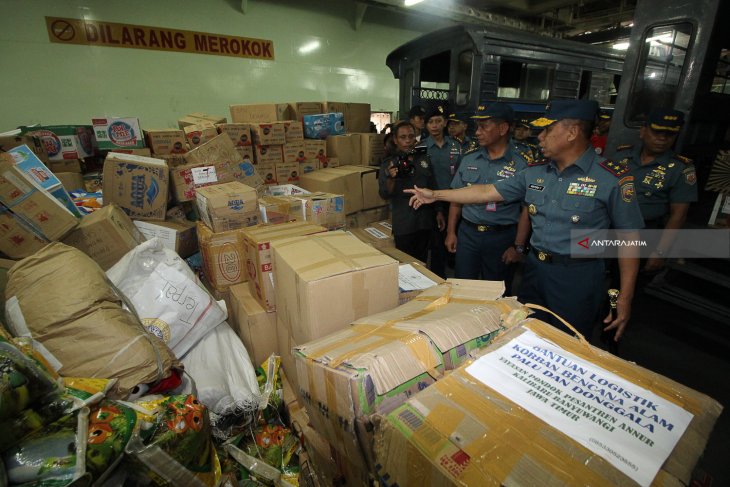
xmin=359 ymin=0 xmax=636 ymax=43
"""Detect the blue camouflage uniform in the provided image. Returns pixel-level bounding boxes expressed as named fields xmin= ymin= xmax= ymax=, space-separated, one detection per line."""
xmin=451 ymin=140 xmax=533 ymax=291
xmin=616 ymin=145 xmax=698 ymax=227
xmin=494 ymin=145 xmax=644 ymax=337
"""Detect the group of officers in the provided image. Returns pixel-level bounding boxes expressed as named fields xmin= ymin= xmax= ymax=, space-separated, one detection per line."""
xmin=378 ymin=99 xmax=698 ymax=344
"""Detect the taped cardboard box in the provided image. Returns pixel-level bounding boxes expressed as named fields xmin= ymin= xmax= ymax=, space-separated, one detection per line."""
xmin=276 ymin=161 xmax=300 ymax=184
xmin=299 ymin=193 xmax=346 ymax=230
xmin=347 ymin=206 xmax=390 ymax=229
xmin=348 ymin=226 xmax=394 ymax=250
xmin=397 ymin=262 xmax=443 ymax=304
xmin=289 ymin=102 xmax=325 ymax=120
xmin=294 ymin=281 xmax=522 ymax=473
xmin=184 ymin=134 xmax=264 ymax=192
xmin=273 ymin=230 xmax=398 ymax=345
xmin=299 ymin=168 xmax=362 ymax=215
xmin=283 ymin=141 xmax=306 ymax=164
xmin=62 ymin=204 xmax=146 ymax=270
xmin=133 ymin=219 xmax=198 ymax=258
xmin=169 ymin=135 xmax=240 ymax=202
xmin=228 ymin=283 xmax=278 ymax=366
xmin=197 ymin=221 xmax=247 ymax=292
xmin=255 ymin=144 xmax=284 ymax=165
xmin=216 ymin=123 xmax=254 ymax=148
xmin=251 ymin=122 xmax=287 ymax=146
xmin=259 ymin=195 xmax=305 ymax=225
xmin=374 ymin=319 xmax=723 ymax=487
xmin=257 ymin=162 xmax=278 ymax=185
xmin=332 ymin=165 xmax=386 ymax=210
xmin=102 ymin=152 xmax=168 ymax=220
xmin=92 ymin=117 xmax=145 ymax=150
xmin=283 ymin=121 xmax=304 ymax=142
xmin=0 ymin=153 xmax=78 ymax=241
xmin=144 ymin=129 xmax=187 ymax=155
xmin=243 ymin=221 xmax=327 ymax=312
xmin=0 ymin=208 xmax=48 ymax=259
xmin=326 ymin=134 xmax=362 ymax=165
xmin=360 ymin=133 xmax=385 ymax=165
xmin=183 ymin=123 xmax=218 ymax=149
xmin=195 ymin=181 xmax=259 ymax=232
xmin=304 ymin=140 xmax=328 ymax=168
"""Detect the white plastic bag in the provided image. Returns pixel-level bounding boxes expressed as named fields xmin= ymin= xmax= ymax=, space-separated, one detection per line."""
xmin=107 ymin=238 xmax=227 ymax=358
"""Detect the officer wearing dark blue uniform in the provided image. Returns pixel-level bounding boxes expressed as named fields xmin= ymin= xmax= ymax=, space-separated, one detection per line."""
xmin=446 ymin=103 xmax=533 ymax=294
xmin=616 ymin=108 xmax=697 ymax=273
xmin=423 ymin=105 xmax=462 ymax=277
xmin=379 ymin=120 xmax=441 ymax=264
xmin=406 ymin=100 xmax=644 ymax=341
xmin=408 ymin=105 xmax=428 ymax=142
xmin=447 ymin=112 xmax=477 ymax=153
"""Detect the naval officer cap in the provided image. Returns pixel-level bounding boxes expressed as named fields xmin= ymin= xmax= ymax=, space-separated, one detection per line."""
xmin=646 ymin=108 xmax=685 ymax=133
xmin=471 ymin=102 xmax=514 ymax=123
xmin=531 ymin=99 xmax=599 ymax=127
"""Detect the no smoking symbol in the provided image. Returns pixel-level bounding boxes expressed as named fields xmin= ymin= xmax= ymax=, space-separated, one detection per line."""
xmin=51 ymin=20 xmax=75 ymax=41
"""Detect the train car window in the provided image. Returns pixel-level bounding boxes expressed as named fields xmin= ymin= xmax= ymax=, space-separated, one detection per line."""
xmin=627 ymin=23 xmax=693 ymax=125
xmin=711 ymin=48 xmax=730 ymax=94
xmin=455 ymin=51 xmax=474 ymax=106
xmin=418 ymin=51 xmax=451 ymax=102
xmin=498 ymin=60 xmax=554 ymax=100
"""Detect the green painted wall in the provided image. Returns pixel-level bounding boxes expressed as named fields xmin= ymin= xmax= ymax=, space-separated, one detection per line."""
xmin=0 ymin=0 xmax=451 ymax=129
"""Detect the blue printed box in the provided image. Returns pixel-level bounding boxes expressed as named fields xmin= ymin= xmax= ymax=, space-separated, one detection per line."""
xmin=303 ymin=113 xmax=345 ymax=139
xmin=102 ymin=152 xmax=169 ymax=221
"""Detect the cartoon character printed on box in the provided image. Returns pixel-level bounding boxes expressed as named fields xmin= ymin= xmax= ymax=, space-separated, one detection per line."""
xmin=171 ymin=141 xmax=186 ymax=154
xmin=288 ymin=170 xmax=299 ymax=182
xmin=239 ymin=133 xmax=249 ymax=147
xmin=296 ymin=150 xmax=306 ymax=164
xmin=264 ymin=171 xmax=276 ymax=184
xmin=316 ymin=149 xmax=328 ymax=168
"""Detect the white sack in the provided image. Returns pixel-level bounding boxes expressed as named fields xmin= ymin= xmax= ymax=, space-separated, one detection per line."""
xmin=107 ymin=238 xmax=227 ymax=358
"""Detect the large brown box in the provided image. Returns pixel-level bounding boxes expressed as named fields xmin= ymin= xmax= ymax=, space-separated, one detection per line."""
xmin=195 ymin=181 xmax=259 ymax=233
xmin=144 ymin=129 xmax=187 ymax=155
xmin=346 ymin=103 xmax=372 ymax=133
xmin=254 ymin=145 xmax=283 ymax=165
xmin=299 ymin=168 xmax=363 ymax=214
xmin=275 ymin=161 xmax=299 ymax=184
xmin=183 ymin=123 xmax=218 ymax=149
xmin=133 ymin=219 xmax=198 ymax=258
xmin=251 ymin=122 xmax=287 ymax=146
xmin=0 ymin=209 xmax=48 ymax=259
xmin=229 ymin=103 xmax=291 ymax=124
xmin=216 ymin=123 xmax=254 ymax=148
xmin=325 ymin=134 xmax=362 ymax=165
xmin=55 ymin=172 xmax=84 ymax=192
xmin=242 ymin=221 xmax=327 ymax=312
xmin=62 ymin=204 xmax=146 ymax=270
xmin=177 ymin=113 xmax=226 ymax=129
xmin=102 ymin=152 xmax=169 ymax=221
xmin=283 ymin=121 xmax=304 ymax=142
xmin=331 ymin=165 xmax=386 ymax=210
xmin=228 ymin=283 xmax=278 ymax=366
xmin=359 ymin=133 xmax=385 ymax=165
xmin=282 ymin=141 xmax=306 ymax=164
xmin=197 ymin=222 xmax=247 ymax=292
xmin=272 ymin=230 xmax=398 ymax=345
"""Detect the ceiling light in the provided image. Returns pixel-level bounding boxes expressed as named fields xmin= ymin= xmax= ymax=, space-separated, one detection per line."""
xmin=404 ymin=0 xmax=425 ymax=6
xmin=298 ymin=40 xmax=320 ymax=54
xmin=612 ymin=42 xmax=630 ymax=50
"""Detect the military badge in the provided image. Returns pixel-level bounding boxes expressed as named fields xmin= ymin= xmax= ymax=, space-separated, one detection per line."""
xmin=684 ymin=168 xmax=697 ymax=185
xmin=528 ymin=204 xmax=537 ymax=215
xmin=566 ymin=182 xmax=597 ymax=197
xmin=621 ymin=182 xmax=635 ymax=202
xmin=420 ymin=160 xmax=429 ymax=168
xmin=536 ymin=178 xmax=545 ymax=184
xmin=577 ymin=176 xmax=596 ymax=183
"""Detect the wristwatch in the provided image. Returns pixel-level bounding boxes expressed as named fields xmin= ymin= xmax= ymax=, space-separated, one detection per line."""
xmin=514 ymin=244 xmax=526 ymax=254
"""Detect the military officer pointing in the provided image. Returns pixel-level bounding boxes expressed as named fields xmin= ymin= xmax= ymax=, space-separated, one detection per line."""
xmin=406 ymin=100 xmax=645 ymax=341
xmin=617 ymin=108 xmax=697 ymax=272
xmin=447 ymin=102 xmax=533 ymax=294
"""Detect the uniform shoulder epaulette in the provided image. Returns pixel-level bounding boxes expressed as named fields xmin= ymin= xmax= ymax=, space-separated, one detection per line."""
xmin=673 ymin=154 xmax=694 ymax=165
xmin=528 ymin=158 xmax=548 ymax=167
xmin=616 ymin=144 xmax=633 ymax=152
xmin=599 ymin=159 xmax=630 ymax=177
xmin=464 ymin=144 xmax=480 ymax=155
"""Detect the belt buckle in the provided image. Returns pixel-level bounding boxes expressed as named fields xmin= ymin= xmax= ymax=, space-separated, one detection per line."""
xmin=477 ymin=224 xmax=488 ymax=232
xmin=538 ymin=250 xmax=549 ymax=262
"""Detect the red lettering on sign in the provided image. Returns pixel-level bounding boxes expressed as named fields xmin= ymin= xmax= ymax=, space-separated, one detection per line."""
xmin=148 ymin=29 xmax=160 ymax=48
xmin=160 ymin=30 xmax=173 ymax=48
xmin=85 ymin=23 xmax=98 ymax=42
xmin=194 ymin=34 xmax=207 ymax=52
xmin=104 ymin=25 xmax=120 ymax=44
xmin=219 ymin=37 xmax=229 ymax=54
xmin=241 ymin=39 xmax=251 ymax=56
xmin=251 ymin=41 xmax=261 ymax=56
xmin=174 ymin=32 xmax=185 ymax=49
xmin=208 ymin=35 xmax=219 ymax=53
xmin=134 ymin=28 xmax=146 ymax=46
xmin=262 ymin=42 xmax=272 ymax=58
xmin=121 ymin=27 xmax=133 ymax=45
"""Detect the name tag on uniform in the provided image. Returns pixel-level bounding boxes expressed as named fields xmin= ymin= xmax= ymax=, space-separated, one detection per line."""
xmin=528 ymin=183 xmax=544 ymax=191
xmin=566 ymin=182 xmax=597 ymax=197
xmin=486 ymin=202 xmax=497 ymax=212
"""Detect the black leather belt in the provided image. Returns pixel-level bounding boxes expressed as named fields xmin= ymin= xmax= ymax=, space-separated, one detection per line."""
xmin=462 ymin=220 xmax=516 ymax=232
xmin=533 ymin=248 xmax=599 ymax=264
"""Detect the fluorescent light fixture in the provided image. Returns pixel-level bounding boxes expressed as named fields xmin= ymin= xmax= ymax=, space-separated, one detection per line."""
xmin=298 ymin=40 xmax=320 ymax=54
xmin=405 ymin=0 xmax=425 ymax=6
xmin=612 ymin=42 xmax=630 ymax=50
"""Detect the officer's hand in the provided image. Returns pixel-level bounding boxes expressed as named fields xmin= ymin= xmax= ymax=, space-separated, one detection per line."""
xmin=436 ymin=212 xmax=446 ymax=231
xmin=387 ymin=162 xmax=398 ymax=179
xmin=502 ymin=246 xmax=523 ymax=264
xmin=445 ymin=232 xmax=457 ymax=253
xmin=643 ymin=256 xmax=665 ymax=273
xmin=405 ymin=186 xmax=436 ymax=208
xmin=602 ymin=297 xmax=631 ymax=341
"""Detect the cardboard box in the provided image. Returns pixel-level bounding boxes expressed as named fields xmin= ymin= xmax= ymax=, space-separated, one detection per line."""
xmin=397 ymin=262 xmax=444 ymax=304
xmin=0 ymin=133 xmax=49 ymax=163
xmin=380 ymin=245 xmax=425 ymax=266
xmin=0 ymin=208 xmax=48 ymax=259
xmin=7 ymin=145 xmax=82 ymax=216
xmin=294 ymin=281 xmax=520 ymax=472
xmin=259 ymin=194 xmax=305 ymax=225
xmin=276 ymin=318 xmax=300 ymax=390
xmin=346 ymin=103 xmax=372 ymax=133
xmin=254 ymin=145 xmax=283 ymax=165
xmin=348 ymin=225 xmax=394 ymax=250
xmin=195 ymin=181 xmax=259 ymax=232
xmin=375 ymin=318 xmax=723 ymax=487
xmin=257 ymin=162 xmax=278 ymax=185
xmin=265 ymin=184 xmax=309 ymax=197
xmin=24 ymin=125 xmax=95 ymax=161
xmin=216 ymin=123 xmax=253 ymax=148
xmin=275 ymin=161 xmax=300 ymax=184
xmin=197 ymin=221 xmax=247 ymax=292
xmin=283 ymin=121 xmax=304 ymax=142
xmin=62 ymin=204 xmax=145 ymax=270
xmin=288 ymin=102 xmax=325 ymax=120
xmin=323 ymin=102 xmax=348 ymax=118
xmin=300 ymin=160 xmax=318 ymax=174
xmin=299 ymin=192 xmax=345 ymax=230
xmin=92 ymin=117 xmax=145 ymax=150
xmin=177 ymin=112 xmax=227 ymax=129
xmin=228 ymin=283 xmax=278 ymax=366
xmin=359 ymin=133 xmax=385 ymax=165
xmin=234 ymin=146 xmax=256 ymax=165
xmin=183 ymin=123 xmax=218 ymax=149
xmin=243 ymin=221 xmax=327 ymax=312
xmin=47 ymin=159 xmax=82 ymax=174
xmin=102 ymin=152 xmax=168 ymax=220
xmin=0 ymin=153 xmax=78 ymax=241
xmin=323 ymin=156 xmax=339 ymax=169
xmin=282 ymin=141 xmax=306 ymax=164
xmin=133 ymin=219 xmax=198 ymax=258
xmin=347 ymin=206 xmax=390 ymax=229
xmin=304 ymin=140 xmax=328 ymax=168
xmin=332 ymin=165 xmax=386 ymax=210
xmin=251 ymin=122 xmax=286 ymax=146
xmin=325 ymin=134 xmax=361 ymax=165
xmin=144 ymin=129 xmax=187 ymax=155
xmin=157 ymin=154 xmax=188 ymax=168
xmin=299 ymin=168 xmax=363 ymax=214
xmin=229 ymin=103 xmax=292 ymax=124
xmin=55 ymin=172 xmax=84 ymax=192
xmin=110 ymin=147 xmax=152 ymax=157
xmin=303 ymin=113 xmax=345 ymax=139
xmin=273 ymin=230 xmax=398 ymax=344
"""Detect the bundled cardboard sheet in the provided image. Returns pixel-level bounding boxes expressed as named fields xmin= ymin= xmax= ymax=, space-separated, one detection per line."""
xmin=293 ymin=280 xmax=525 ymax=473
xmin=375 ymin=319 xmax=723 ymax=487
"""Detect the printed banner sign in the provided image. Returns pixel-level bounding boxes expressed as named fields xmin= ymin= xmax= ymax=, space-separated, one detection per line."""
xmin=465 ymin=330 xmax=693 ymax=486
xmin=46 ymin=16 xmax=274 ymax=61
